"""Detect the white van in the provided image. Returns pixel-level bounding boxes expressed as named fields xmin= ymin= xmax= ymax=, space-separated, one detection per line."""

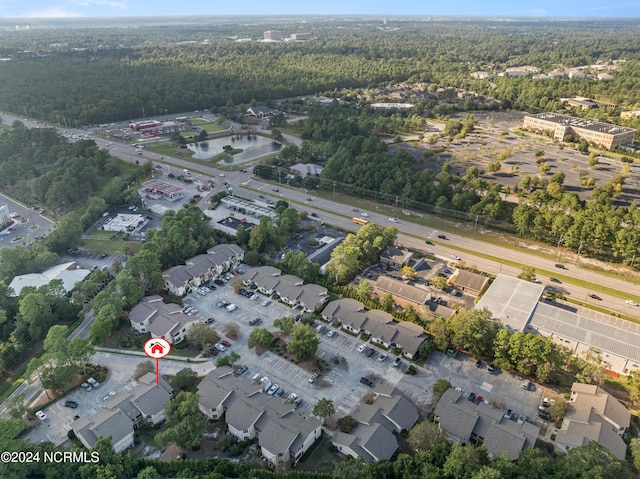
xmin=225 ymin=303 xmax=237 ymax=312
xmin=522 ymin=379 xmax=531 ymax=390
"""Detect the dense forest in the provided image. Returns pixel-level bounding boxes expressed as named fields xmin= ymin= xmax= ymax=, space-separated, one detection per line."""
xmin=1 ymin=18 xmax=640 ymax=124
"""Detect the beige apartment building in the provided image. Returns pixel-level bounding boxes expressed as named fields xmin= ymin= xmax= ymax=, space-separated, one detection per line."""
xmin=523 ymin=113 xmax=636 ymax=150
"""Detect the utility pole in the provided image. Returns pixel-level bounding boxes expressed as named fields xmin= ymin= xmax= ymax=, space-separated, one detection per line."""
xmin=473 ymin=215 xmax=479 ymax=238
xmin=141 ymin=107 xmax=146 ymax=118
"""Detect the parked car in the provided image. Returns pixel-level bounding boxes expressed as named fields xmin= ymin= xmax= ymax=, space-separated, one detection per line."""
xmin=268 ymin=384 xmax=279 ymax=395
xmin=487 ymin=363 xmax=496 ymax=372
xmin=378 ymin=354 xmax=388 ymax=362
xmin=250 ymin=294 xmax=258 ymax=301
xmin=475 ymin=359 xmax=483 ymax=368
xmin=234 ymin=366 xmax=248 ymax=376
xmin=315 ymin=324 xmax=324 ymax=333
xmin=358 ymin=343 xmax=368 ymax=353
xmin=35 ymin=410 xmax=47 ymax=421
xmin=359 ymin=377 xmax=374 ymax=387
xmin=64 ymin=400 xmax=78 ymax=408
xmin=365 ymin=348 xmax=375 ymax=358
xmin=220 ymin=339 xmax=231 ymax=347
xmin=392 ymin=357 xmax=402 ymax=367
xmin=262 ymin=299 xmax=271 ymax=307
xmin=204 ymin=317 xmax=214 ymax=324
xmin=214 ymin=343 xmax=226 ymax=352
xmin=326 ymin=330 xmax=335 ymax=338
xmin=308 ymin=373 xmax=318 ymax=383
xmin=538 ymin=410 xmax=553 ymax=421
xmin=468 ymin=392 xmax=476 ymax=402
xmin=81 ymin=382 xmax=92 ymax=392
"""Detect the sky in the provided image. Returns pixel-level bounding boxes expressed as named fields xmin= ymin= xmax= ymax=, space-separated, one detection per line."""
xmin=1 ymin=0 xmax=639 ymax=19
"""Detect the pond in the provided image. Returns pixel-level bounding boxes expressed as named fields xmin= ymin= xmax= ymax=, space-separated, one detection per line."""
xmin=187 ymin=135 xmax=282 ymax=165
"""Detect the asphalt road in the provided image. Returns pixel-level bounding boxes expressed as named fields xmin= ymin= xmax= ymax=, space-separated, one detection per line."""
xmin=3 ymin=111 xmax=638 ymax=315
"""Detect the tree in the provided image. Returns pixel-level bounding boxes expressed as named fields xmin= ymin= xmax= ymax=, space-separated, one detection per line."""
xmin=155 ymin=391 xmax=205 ymax=450
xmin=433 ymin=379 xmax=451 ymax=396
xmin=379 ymin=293 xmax=395 ymax=312
xmin=273 ymin=317 xmax=295 ymax=335
xmin=430 ymin=276 xmax=448 ymax=289
xmin=517 ymin=266 xmax=537 ymax=282
xmin=115 ymin=272 xmax=144 ymax=309
xmin=548 ymin=397 xmax=567 ymax=422
xmin=408 ymin=421 xmax=446 ymax=452
xmin=628 ymin=370 xmax=640 ymax=406
xmin=187 ymin=322 xmax=219 ymax=351
xmin=486 ymin=161 xmax=501 ymax=174
xmin=171 ymin=368 xmax=199 ymax=391
xmin=137 ymin=466 xmax=161 ymax=479
xmin=247 ymin=327 xmax=273 ymax=349
xmin=215 ymin=351 xmax=240 ymax=367
xmin=7 ymin=392 xmax=26 ymax=420
xmin=286 ymin=323 xmax=320 ymax=361
xmin=429 ymin=317 xmax=452 ymax=351
xmin=313 ymin=398 xmax=336 ymax=422
xmin=336 ymin=416 xmax=358 ymax=433
xmin=443 ymin=443 xmax=488 ymax=479
xmin=229 ymin=275 xmax=244 ymax=292
xmin=449 ymin=308 xmax=499 ymax=358
xmin=122 ymin=249 xmax=163 ymax=293
xmin=400 ymin=265 xmax=417 ymax=280
xmin=354 ymin=279 xmax=372 ymax=301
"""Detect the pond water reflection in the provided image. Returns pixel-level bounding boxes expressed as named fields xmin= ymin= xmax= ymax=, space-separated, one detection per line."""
xmin=187 ymin=135 xmax=282 ymax=165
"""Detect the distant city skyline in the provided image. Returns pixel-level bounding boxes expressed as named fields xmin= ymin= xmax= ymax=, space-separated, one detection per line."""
xmin=1 ymin=0 xmax=639 ymax=19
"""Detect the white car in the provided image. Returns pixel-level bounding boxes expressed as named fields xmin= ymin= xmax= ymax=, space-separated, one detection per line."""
xmin=326 ymin=330 xmax=335 ymax=338
xmin=358 ymin=343 xmax=368 ymax=353
xmin=214 ymin=343 xmax=226 ymax=352
xmin=35 ymin=410 xmax=47 ymax=421
xmin=360 ymin=212 xmax=369 ymax=217
xmin=219 ymin=173 xmax=225 ymax=177
xmin=268 ymin=384 xmax=279 ymax=395
xmin=250 ymin=294 xmax=259 ymax=301
xmin=388 ymin=217 xmax=399 ymax=223
xmin=626 ymin=299 xmax=639 ymax=306
xmin=10 ymin=212 xmax=19 ymax=218
xmin=451 ymin=255 xmax=461 ymax=261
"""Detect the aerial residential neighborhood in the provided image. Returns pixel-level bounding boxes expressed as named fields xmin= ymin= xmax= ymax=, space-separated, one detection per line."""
xmin=1 ymin=9 xmax=640 ymax=479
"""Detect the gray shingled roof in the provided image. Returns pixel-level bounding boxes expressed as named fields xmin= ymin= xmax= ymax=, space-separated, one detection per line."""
xmin=375 ymin=276 xmax=430 ymax=304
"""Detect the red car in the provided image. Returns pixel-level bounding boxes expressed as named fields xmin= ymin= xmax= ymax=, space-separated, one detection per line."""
xmin=209 ymin=348 xmax=218 ymax=356
xmin=306 ymin=197 xmax=312 ymax=201
xmin=221 ymin=340 xmax=231 ymax=347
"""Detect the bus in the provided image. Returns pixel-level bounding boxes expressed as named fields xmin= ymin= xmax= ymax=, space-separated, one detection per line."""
xmin=352 ymin=217 xmax=369 ymax=226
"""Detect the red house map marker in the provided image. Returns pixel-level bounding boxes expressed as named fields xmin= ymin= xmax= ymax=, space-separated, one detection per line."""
xmin=143 ymin=338 xmax=172 ymax=384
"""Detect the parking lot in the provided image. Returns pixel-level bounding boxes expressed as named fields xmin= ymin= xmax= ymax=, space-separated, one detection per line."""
xmin=184 ymin=266 xmax=545 ymax=423
xmin=0 ymin=193 xmax=56 ymax=249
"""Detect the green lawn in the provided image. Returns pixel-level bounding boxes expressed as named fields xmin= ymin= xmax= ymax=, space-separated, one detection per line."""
xmin=202 ymin=123 xmax=225 ymax=133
